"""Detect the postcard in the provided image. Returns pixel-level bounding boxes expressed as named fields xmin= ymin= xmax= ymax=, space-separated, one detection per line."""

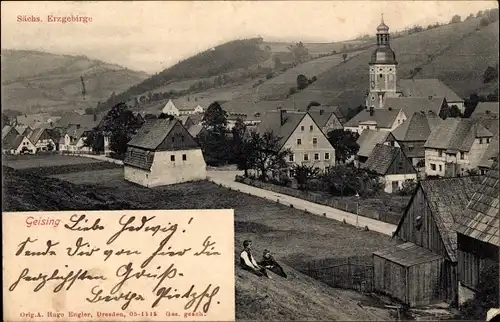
xmin=1 ymin=1 xmax=499 ymax=321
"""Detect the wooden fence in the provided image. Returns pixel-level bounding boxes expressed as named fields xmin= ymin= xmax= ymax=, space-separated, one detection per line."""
xmin=304 ymin=255 xmax=374 ymax=293
xmin=235 ymin=176 xmax=401 ymax=224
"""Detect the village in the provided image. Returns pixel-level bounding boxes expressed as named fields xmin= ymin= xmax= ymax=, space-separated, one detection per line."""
xmin=2 ymin=7 xmax=499 ymax=322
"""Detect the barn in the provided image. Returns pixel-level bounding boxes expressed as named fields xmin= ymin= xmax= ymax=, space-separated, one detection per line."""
xmin=373 ymin=176 xmax=482 ymax=307
xmin=123 ymin=118 xmax=207 ymax=187
xmin=454 ymin=160 xmax=499 ymax=305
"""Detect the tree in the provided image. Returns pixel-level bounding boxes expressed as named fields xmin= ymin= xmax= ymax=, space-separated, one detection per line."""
xmin=480 ymin=17 xmax=491 ymax=26
xmin=202 ymin=102 xmax=228 ymax=135
xmin=327 ymin=129 xmax=360 ymax=164
xmin=296 ymin=74 xmax=309 ymax=90
xmin=450 ymin=14 xmax=462 ymax=23
xmin=158 ymin=113 xmax=175 ymax=120
xmin=459 ymin=263 xmax=499 ymax=320
xmin=292 ymin=164 xmax=321 ymax=190
xmin=83 ymin=129 xmax=105 ymax=152
xmin=247 ymin=130 xmax=292 ymax=181
xmin=98 ymin=102 xmax=142 ymax=157
xmin=398 ymin=179 xmax=417 ymax=196
xmin=449 ymin=105 xmax=463 ymax=118
xmin=342 ymin=53 xmax=348 ymax=62
xmin=198 ymin=102 xmax=230 ymax=165
xmin=274 ymin=57 xmax=282 ymax=70
xmin=483 ymin=66 xmax=498 ymax=83
xmin=320 ymin=165 xmax=384 ymax=198
xmin=307 ymin=101 xmax=321 ymax=110
xmin=287 ymin=42 xmax=309 ymax=63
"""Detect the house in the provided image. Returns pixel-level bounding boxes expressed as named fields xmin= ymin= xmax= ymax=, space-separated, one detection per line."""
xmin=123 ymin=118 xmax=207 ymax=187
xmin=470 ymin=102 xmax=499 ymax=118
xmin=361 ymin=143 xmax=417 ymax=193
xmin=15 ymin=113 xmax=56 ymax=128
xmin=255 ymin=109 xmax=336 ymax=174
xmin=161 ymin=99 xmax=204 ymax=116
xmin=424 ymin=118 xmax=494 ymax=177
xmin=392 ymin=111 xmax=442 ymax=168
xmin=27 ymin=128 xmax=56 ymax=152
xmin=344 ymin=107 xmax=406 ymax=134
xmin=3 ymin=134 xmax=36 ymax=155
xmin=454 ymin=160 xmax=499 ymax=305
xmin=398 ymin=79 xmax=464 ymax=113
xmin=384 ymin=96 xmax=449 ymax=119
xmin=374 ymin=176 xmax=482 ymax=307
xmin=59 ymin=126 xmax=93 ymax=153
xmin=356 ymin=130 xmax=398 ymax=166
xmin=178 ymin=115 xmax=195 ymax=129
xmin=478 ymin=133 xmax=499 ymax=174
xmin=55 ymin=113 xmax=103 ymax=131
xmin=307 ymin=105 xmax=344 ymax=134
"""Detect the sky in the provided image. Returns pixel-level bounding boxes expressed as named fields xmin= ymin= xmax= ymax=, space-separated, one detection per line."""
xmin=1 ymin=1 xmax=497 ymax=74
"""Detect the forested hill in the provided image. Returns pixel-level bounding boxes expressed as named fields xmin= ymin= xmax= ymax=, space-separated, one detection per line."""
xmin=98 ymin=38 xmax=271 ymax=111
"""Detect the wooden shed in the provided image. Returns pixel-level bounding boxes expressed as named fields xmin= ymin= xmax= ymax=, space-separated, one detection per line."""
xmin=454 ymin=160 xmax=499 ymax=304
xmin=373 ymin=176 xmax=482 ymax=307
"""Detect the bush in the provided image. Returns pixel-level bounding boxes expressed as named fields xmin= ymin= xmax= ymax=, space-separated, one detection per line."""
xmin=398 ymin=179 xmax=417 ymax=196
xmin=459 ymin=263 xmax=499 ymax=320
xmin=480 ymin=17 xmax=490 ymax=27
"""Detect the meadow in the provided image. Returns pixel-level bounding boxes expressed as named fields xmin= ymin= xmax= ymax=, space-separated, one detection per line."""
xmin=3 ymin=154 xmax=399 ymax=320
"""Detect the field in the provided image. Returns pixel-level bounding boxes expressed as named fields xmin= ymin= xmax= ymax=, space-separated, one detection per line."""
xmin=3 ymin=154 xmax=400 ymax=320
xmin=3 ymin=154 xmax=104 ymax=169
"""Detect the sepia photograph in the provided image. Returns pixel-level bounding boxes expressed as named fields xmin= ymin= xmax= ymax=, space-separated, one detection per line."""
xmin=1 ymin=1 xmax=499 ymax=321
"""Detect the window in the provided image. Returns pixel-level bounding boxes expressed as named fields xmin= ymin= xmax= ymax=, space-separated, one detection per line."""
xmin=438 ymin=150 xmax=442 ymax=157
xmin=303 ymin=153 xmax=309 ymax=161
xmin=314 ymin=153 xmax=319 ymax=160
xmin=480 ymin=138 xmax=483 ymax=144
xmin=297 ymin=139 xmax=302 ymax=145
xmin=301 ymin=126 xmax=305 ymax=131
xmin=487 ymin=138 xmax=491 ymax=143
xmin=439 ymin=164 xmax=442 ymax=172
xmin=430 ymin=163 xmax=436 ymax=171
xmin=325 ymin=152 xmax=330 ymax=160
xmin=408 ymin=146 xmax=414 ymax=152
xmin=309 ymin=125 xmax=314 ymax=131
xmin=289 ymin=154 xmax=294 ymax=162
xmin=171 ymin=155 xmax=175 ymax=162
xmin=171 ymin=137 xmax=175 ymax=142
xmin=312 ymin=137 xmax=318 ymax=145
xmin=460 ymin=152 xmax=465 ymax=160
xmin=415 ymin=216 xmax=423 ymax=230
xmin=379 ymin=74 xmax=383 ymax=78
xmin=182 ymin=154 xmax=187 ymax=161
xmin=181 ymin=135 xmax=185 ymax=142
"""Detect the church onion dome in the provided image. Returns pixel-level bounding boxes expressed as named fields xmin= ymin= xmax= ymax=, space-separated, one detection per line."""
xmin=370 ymin=47 xmax=398 ymax=65
xmin=377 ymin=21 xmax=389 ymax=33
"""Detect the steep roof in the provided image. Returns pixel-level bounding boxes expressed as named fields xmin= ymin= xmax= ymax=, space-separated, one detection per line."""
xmin=385 ymin=97 xmax=445 ymax=118
xmin=2 ymin=125 xmax=13 ymax=140
xmin=65 ymin=125 xmax=90 ymax=140
xmin=425 ymin=118 xmax=493 ymax=152
xmin=479 ymin=133 xmax=499 ymax=168
xmin=187 ymin=124 xmax=204 ymax=138
xmin=256 ymin=110 xmax=307 ymax=149
xmin=475 ymin=117 xmax=499 ymax=136
xmin=471 ymin=102 xmax=499 ymax=117
xmin=454 ymin=160 xmax=499 ymax=247
xmin=15 ymin=125 xmax=31 ymax=136
xmin=392 ymin=111 xmax=441 ymax=142
xmin=344 ymin=108 xmax=401 ymax=129
xmin=418 ymin=176 xmax=483 ymax=262
xmin=222 ymin=99 xmax=285 ymax=121
xmin=356 ymin=130 xmax=391 ymax=158
xmin=16 ymin=113 xmax=52 ymax=127
xmin=55 ymin=114 xmax=103 ymax=130
xmin=127 ymin=118 xmax=178 ymax=150
xmin=307 ymin=105 xmax=343 ymax=128
xmin=27 ymin=128 xmax=47 ymax=144
xmin=361 ymin=143 xmax=402 ymax=175
xmin=2 ymin=134 xmax=25 ymax=150
xmin=398 ymin=78 xmax=463 ymax=102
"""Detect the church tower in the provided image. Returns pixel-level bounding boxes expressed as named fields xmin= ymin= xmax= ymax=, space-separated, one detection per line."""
xmin=366 ymin=14 xmax=398 ymax=109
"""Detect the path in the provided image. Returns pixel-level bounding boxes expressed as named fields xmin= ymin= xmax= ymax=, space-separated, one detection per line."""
xmin=70 ymin=153 xmax=396 ymax=236
xmin=207 ymin=171 xmax=397 ymax=236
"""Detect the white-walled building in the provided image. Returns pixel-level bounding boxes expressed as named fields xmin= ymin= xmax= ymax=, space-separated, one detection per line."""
xmin=124 ymin=118 xmax=207 ymax=187
xmin=344 ymin=108 xmax=406 ymax=134
xmin=161 ymin=99 xmax=204 ymax=116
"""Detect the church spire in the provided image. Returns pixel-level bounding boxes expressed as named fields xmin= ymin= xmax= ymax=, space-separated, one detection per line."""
xmin=381 ymin=12 xmax=384 ymax=24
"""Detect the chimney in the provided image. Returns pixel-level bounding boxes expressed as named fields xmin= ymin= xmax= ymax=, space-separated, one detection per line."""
xmin=320 ymin=109 xmax=324 ymax=115
xmin=280 ymin=109 xmax=287 ymax=125
xmin=369 ymin=106 xmax=374 ymax=117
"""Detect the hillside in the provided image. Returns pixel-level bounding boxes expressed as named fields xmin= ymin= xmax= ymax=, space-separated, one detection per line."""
xmin=1 ymin=50 xmax=149 ymax=115
xmin=303 ymin=17 xmax=499 ymax=117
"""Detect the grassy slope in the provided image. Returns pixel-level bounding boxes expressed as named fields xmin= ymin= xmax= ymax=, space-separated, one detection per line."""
xmin=300 ymin=17 xmax=500 ymax=116
xmin=3 ymin=164 xmax=397 ymax=320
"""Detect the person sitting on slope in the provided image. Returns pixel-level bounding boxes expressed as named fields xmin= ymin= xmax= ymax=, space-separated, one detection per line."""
xmin=240 ymin=240 xmax=270 ymax=278
xmin=258 ymin=249 xmax=287 ymax=278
